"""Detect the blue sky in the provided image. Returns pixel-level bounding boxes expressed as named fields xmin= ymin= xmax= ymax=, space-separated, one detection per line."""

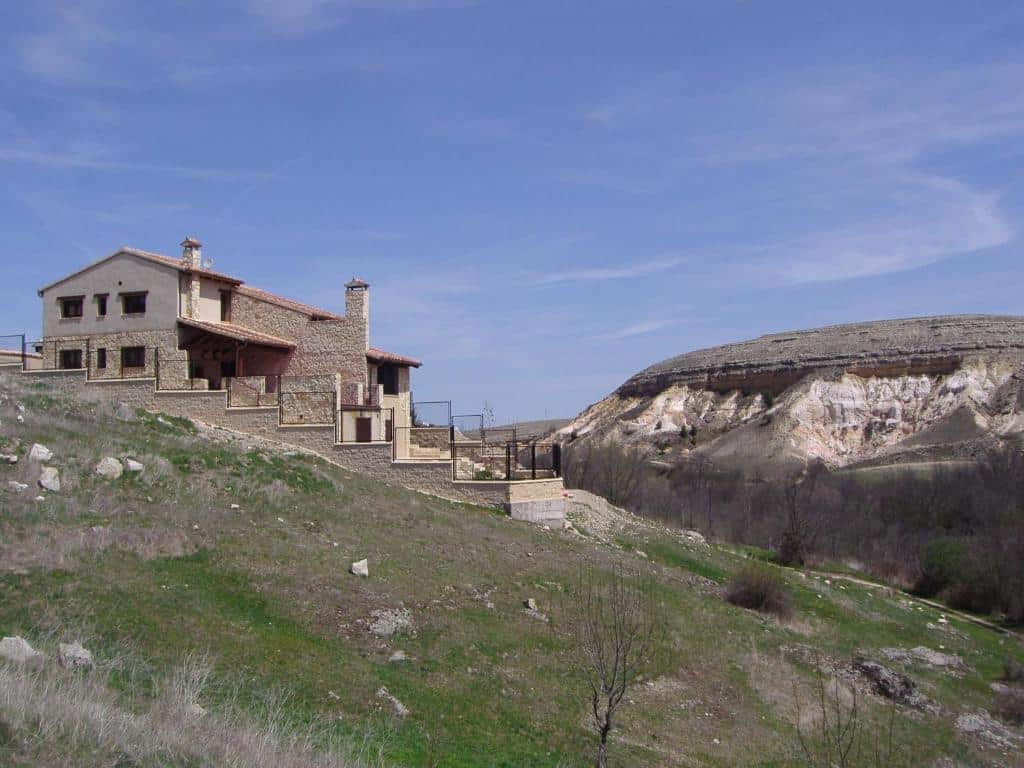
xmin=2 ymin=1 xmax=1022 ymax=423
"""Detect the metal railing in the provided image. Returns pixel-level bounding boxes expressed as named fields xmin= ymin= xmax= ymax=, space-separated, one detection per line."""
xmin=411 ymin=399 xmax=451 ymax=427
xmin=452 ymin=436 xmax=561 ymax=482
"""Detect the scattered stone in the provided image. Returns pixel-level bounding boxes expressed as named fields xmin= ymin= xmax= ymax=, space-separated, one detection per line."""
xmin=370 ymin=608 xmax=412 ymax=637
xmin=682 ymin=530 xmax=708 ymax=547
xmin=230 ymin=503 xmax=240 ymax=510
xmin=350 ymin=559 xmax=369 ymax=578
xmin=955 ymin=709 xmax=1021 ymax=749
xmin=28 ymin=443 xmax=53 ymax=462
xmin=95 ymin=457 xmax=124 ymax=480
xmin=852 ymin=657 xmax=936 ymax=712
xmin=58 ymin=641 xmax=94 ymax=669
xmin=34 ymin=495 xmax=45 ymax=502
xmin=388 ymin=650 xmax=408 ymax=663
xmin=523 ymin=598 xmax=548 ymax=622
xmin=7 ymin=481 xmax=27 ymax=492
xmin=0 ymin=454 xmax=17 ymax=464
xmin=635 ymin=549 xmax=648 ymax=559
xmin=376 ymin=686 xmax=409 ymax=717
xmin=124 ymin=458 xmax=144 ymax=473
xmin=16 ymin=414 xmax=24 ymax=423
xmin=0 ymin=636 xmax=45 ymax=665
xmin=38 ymin=466 xmax=60 ymax=492
xmin=881 ymin=646 xmax=966 ymax=672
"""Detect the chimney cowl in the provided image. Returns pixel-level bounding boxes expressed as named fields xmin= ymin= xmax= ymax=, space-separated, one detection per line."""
xmin=181 ymin=236 xmax=203 ymax=269
xmin=345 ymin=277 xmax=369 ymax=290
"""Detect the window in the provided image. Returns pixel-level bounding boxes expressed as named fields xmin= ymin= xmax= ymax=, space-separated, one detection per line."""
xmin=96 ymin=295 xmax=108 ymax=317
xmin=219 ymin=290 xmax=232 ymax=322
xmin=60 ymin=297 xmax=84 ymax=318
xmin=59 ymin=349 xmax=82 ymax=369
xmin=121 ymin=346 xmax=146 ymax=368
xmin=96 ymin=348 xmax=107 ymax=369
xmin=121 ymin=293 xmax=147 ymax=315
xmin=379 ymin=363 xmax=399 ymax=396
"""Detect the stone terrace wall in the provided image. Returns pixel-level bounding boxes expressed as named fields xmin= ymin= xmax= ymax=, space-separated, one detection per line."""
xmin=620 ymin=315 xmax=1024 ymax=398
xmin=12 ymin=369 xmax=513 ymax=509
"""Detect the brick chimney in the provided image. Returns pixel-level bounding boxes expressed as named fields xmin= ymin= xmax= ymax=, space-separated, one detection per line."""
xmin=181 ymin=237 xmax=203 ymax=269
xmin=345 ymin=277 xmax=369 ymax=349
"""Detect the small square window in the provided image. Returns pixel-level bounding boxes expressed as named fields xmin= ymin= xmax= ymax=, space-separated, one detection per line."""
xmin=59 ymin=349 xmax=82 ymax=369
xmin=96 ymin=348 xmax=107 ymax=369
xmin=122 ymin=293 xmax=147 ymax=315
xmin=60 ymin=297 xmax=83 ymax=318
xmin=96 ymin=295 xmax=108 ymax=317
xmin=121 ymin=346 xmax=146 ymax=368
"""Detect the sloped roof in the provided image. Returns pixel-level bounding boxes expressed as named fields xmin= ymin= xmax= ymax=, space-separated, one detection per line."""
xmin=367 ymin=346 xmax=421 ymax=368
xmin=37 ymin=247 xmax=242 ymax=295
xmin=236 ymin=285 xmax=343 ymax=321
xmin=178 ymin=318 xmax=295 ymax=349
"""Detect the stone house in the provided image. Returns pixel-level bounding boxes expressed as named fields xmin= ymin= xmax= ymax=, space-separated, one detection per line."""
xmin=35 ymin=237 xmax=420 ymax=443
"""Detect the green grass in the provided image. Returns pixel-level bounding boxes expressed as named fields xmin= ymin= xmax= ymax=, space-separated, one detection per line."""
xmin=0 ymin=371 xmax=1021 ymax=767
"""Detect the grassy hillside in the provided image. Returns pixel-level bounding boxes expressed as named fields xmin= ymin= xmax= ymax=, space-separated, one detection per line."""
xmin=0 ymin=372 xmax=1021 ymax=767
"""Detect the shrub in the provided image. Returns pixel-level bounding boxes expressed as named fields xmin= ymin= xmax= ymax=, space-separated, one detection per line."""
xmin=913 ymin=538 xmax=970 ymax=598
xmin=725 ymin=564 xmax=792 ymax=618
xmin=994 ymin=686 xmax=1024 ymax=726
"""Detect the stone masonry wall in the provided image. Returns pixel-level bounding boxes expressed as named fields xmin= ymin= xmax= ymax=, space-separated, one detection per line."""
xmin=14 ymin=369 xmax=518 ymax=508
xmin=40 ymin=330 xmax=180 ymax=382
xmin=230 ymin=293 xmax=366 ymax=386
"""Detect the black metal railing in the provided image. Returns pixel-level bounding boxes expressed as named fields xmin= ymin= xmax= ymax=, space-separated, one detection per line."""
xmin=411 ymin=399 xmax=451 ymax=427
xmin=452 ymin=436 xmax=561 ymax=482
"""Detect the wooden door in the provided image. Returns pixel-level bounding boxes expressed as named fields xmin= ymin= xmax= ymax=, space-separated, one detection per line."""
xmin=385 ymin=419 xmax=393 ymax=442
xmin=356 ymin=417 xmax=373 ymax=443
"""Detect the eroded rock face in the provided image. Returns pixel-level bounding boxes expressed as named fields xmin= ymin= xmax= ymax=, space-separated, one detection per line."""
xmin=561 ymin=316 xmax=1024 ymax=473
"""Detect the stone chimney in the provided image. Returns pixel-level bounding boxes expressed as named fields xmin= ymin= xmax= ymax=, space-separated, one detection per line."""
xmin=345 ymin=277 xmax=370 ymax=349
xmin=181 ymin=237 xmax=203 ymax=269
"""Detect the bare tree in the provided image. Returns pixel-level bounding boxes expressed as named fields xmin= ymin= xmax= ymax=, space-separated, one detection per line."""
xmin=560 ymin=565 xmax=662 ymax=768
xmin=794 ymin=654 xmax=899 ymax=768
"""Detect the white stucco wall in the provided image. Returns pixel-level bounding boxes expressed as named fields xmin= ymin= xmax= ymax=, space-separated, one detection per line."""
xmin=41 ymin=252 xmax=181 ymax=337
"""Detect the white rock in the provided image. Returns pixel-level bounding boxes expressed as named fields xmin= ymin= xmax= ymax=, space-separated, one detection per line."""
xmin=0 ymin=454 xmax=17 ymax=464
xmin=230 ymin=503 xmax=240 ymax=510
xmin=34 ymin=495 xmax=45 ymax=502
xmin=350 ymin=559 xmax=369 ymax=577
xmin=524 ymin=598 xmax=538 ymax=611
xmin=95 ymin=457 xmax=124 ymax=480
xmin=7 ymin=481 xmax=27 ymax=492
xmin=28 ymin=444 xmax=52 ymax=462
xmin=388 ymin=650 xmax=407 ymax=663
xmin=58 ymin=641 xmax=93 ymax=669
xmin=0 ymin=636 xmax=45 ymax=665
xmin=376 ymin=687 xmax=409 ymax=717
xmin=16 ymin=414 xmax=24 ymax=423
xmin=124 ymin=458 xmax=144 ymax=473
xmin=38 ymin=466 xmax=60 ymax=492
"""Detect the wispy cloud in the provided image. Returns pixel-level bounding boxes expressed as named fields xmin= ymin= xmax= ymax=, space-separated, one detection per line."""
xmin=534 ymin=255 xmax=686 ymax=286
xmin=757 ymin=176 xmax=1011 ymax=285
xmin=591 ymin=319 xmax=675 ymax=342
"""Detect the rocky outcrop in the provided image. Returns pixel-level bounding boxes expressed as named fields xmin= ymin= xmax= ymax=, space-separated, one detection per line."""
xmin=562 ymin=316 xmax=1024 ymax=473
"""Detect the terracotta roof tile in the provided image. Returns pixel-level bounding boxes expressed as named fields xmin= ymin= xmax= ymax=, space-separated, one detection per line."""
xmin=236 ymin=285 xmax=343 ymax=321
xmin=367 ymin=346 xmax=421 ymax=368
xmin=178 ymin=318 xmax=295 ymax=349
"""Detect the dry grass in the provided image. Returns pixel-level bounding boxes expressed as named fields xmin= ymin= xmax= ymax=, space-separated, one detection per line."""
xmin=0 ymin=653 xmax=383 ymax=768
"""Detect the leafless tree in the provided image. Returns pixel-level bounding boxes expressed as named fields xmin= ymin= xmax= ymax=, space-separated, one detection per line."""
xmin=794 ymin=654 xmax=899 ymax=768
xmin=560 ymin=565 xmax=662 ymax=768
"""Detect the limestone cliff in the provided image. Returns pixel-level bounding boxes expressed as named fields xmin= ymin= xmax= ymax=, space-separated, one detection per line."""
xmin=562 ymin=316 xmax=1024 ymax=473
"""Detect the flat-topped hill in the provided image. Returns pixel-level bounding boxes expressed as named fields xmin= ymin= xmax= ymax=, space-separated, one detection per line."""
xmin=619 ymin=315 xmax=1024 ymax=398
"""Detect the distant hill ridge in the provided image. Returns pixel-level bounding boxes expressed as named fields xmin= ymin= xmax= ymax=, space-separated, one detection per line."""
xmin=564 ymin=314 xmax=1024 ymax=473
xmin=619 ymin=314 xmax=1024 ymax=398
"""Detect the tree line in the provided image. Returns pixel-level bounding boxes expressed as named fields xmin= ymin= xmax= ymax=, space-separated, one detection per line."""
xmin=563 ymin=439 xmax=1024 ymax=623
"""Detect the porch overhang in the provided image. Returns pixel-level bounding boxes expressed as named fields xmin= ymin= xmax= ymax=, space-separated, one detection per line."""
xmin=177 ymin=318 xmax=295 ymax=349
